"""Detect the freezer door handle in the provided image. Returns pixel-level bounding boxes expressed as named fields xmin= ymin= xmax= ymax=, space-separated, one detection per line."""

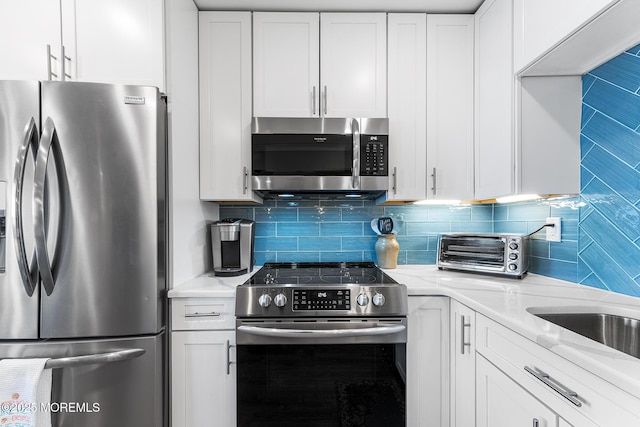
xmin=13 ymin=117 xmax=40 ymax=297
xmin=34 ymin=117 xmax=67 ymax=296
xmin=43 ymin=348 xmax=146 ymax=369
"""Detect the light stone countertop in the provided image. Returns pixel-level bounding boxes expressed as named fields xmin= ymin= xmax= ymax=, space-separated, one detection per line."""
xmin=168 ymin=264 xmax=640 ymax=399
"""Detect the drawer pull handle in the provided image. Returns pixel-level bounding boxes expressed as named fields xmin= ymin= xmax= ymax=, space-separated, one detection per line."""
xmin=185 ymin=312 xmax=221 ymax=318
xmin=524 ymin=366 xmax=582 ymax=407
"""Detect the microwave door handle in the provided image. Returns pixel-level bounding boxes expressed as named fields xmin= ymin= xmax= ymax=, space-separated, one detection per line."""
xmin=13 ymin=118 xmax=39 ymax=297
xmin=351 ymin=118 xmax=360 ymax=189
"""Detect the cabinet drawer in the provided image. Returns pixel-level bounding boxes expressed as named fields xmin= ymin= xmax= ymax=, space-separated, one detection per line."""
xmin=171 ymin=298 xmax=235 ymax=331
xmin=476 ymin=314 xmax=640 ymax=426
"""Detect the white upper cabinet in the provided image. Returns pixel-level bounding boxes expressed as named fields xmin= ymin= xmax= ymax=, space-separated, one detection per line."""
xmin=426 ymin=14 xmax=475 ymax=201
xmin=0 ymin=0 xmax=62 ymax=81
xmin=513 ymin=0 xmax=618 ymax=74
xmin=386 ymin=13 xmax=427 ymax=202
xmin=320 ymin=13 xmax=387 ymax=118
xmin=199 ymin=11 xmax=260 ymax=202
xmin=0 ymin=0 xmax=165 ymax=90
xmin=253 ymin=12 xmax=387 ymax=118
xmin=474 ymin=0 xmax=514 ymax=200
xmin=61 ymin=0 xmax=165 ymax=90
xmin=253 ymin=12 xmax=320 ymax=117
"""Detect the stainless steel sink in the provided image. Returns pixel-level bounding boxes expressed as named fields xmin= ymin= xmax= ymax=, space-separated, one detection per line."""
xmin=528 ymin=309 xmax=640 ymax=359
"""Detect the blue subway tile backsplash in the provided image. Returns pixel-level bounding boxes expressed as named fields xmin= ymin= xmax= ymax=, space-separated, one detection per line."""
xmin=578 ymin=42 xmax=640 ymax=297
xmin=218 ymin=42 xmax=640 ymax=299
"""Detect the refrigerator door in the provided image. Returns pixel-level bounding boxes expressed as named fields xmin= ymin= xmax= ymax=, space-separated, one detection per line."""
xmin=0 ymin=333 xmax=165 ymax=427
xmin=39 ymin=82 xmax=166 ymax=338
xmin=0 ymin=81 xmax=40 ymax=339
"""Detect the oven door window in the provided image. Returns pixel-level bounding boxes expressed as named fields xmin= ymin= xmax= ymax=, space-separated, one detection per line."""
xmin=252 ymin=134 xmax=353 ymax=176
xmin=237 ymin=343 xmax=406 ymax=427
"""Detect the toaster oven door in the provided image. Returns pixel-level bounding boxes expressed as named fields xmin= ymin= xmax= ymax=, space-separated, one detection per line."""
xmin=438 ymin=236 xmax=507 ymax=272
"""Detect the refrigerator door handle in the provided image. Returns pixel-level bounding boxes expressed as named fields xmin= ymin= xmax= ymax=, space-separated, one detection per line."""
xmin=13 ymin=117 xmax=40 ymax=297
xmin=43 ymin=348 xmax=146 ymax=369
xmin=34 ymin=117 xmax=65 ymax=296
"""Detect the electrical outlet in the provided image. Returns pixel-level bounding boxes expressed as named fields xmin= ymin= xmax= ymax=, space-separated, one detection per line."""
xmin=546 ymin=217 xmax=561 ymax=242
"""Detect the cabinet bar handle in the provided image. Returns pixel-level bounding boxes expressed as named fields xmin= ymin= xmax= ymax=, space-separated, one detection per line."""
xmin=61 ymin=45 xmax=71 ymax=80
xmin=184 ymin=312 xmax=221 ymax=318
xmin=431 ymin=167 xmax=437 ymax=195
xmin=460 ymin=315 xmax=471 ymax=354
xmin=312 ymin=86 xmax=317 ymax=115
xmin=243 ymin=166 xmax=248 ymax=194
xmin=323 ymin=85 xmax=328 ymax=115
xmin=524 ymin=366 xmax=582 ymax=407
xmin=392 ymin=167 xmax=397 ymax=195
xmin=225 ymin=340 xmax=234 ymax=375
xmin=46 ymin=45 xmax=58 ymax=80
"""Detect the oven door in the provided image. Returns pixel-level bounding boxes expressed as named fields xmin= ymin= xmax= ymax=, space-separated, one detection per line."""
xmin=236 ymin=318 xmax=407 ymax=427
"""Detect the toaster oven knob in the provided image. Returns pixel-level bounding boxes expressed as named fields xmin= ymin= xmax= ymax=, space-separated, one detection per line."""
xmin=356 ymin=293 xmax=369 ymax=307
xmin=509 ymin=241 xmax=519 ymax=250
xmin=509 ymin=253 xmax=518 ymax=260
xmin=258 ymin=293 xmax=272 ymax=308
xmin=274 ymin=293 xmax=287 ymax=308
xmin=372 ymin=292 xmax=386 ymax=307
xmin=508 ymin=263 xmax=518 ymax=271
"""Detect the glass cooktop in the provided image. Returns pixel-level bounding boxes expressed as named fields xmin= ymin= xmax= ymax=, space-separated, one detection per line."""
xmin=244 ymin=262 xmax=399 ymax=286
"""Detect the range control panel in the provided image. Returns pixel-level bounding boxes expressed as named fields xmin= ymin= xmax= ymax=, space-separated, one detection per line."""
xmin=360 ymin=135 xmax=388 ymax=176
xmin=293 ymin=289 xmax=351 ymax=311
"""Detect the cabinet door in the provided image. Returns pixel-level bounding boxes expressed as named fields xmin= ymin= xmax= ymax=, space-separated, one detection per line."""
xmin=199 ymin=12 xmax=259 ymax=202
xmin=513 ymin=0 xmax=617 ymax=73
xmin=474 ymin=0 xmax=514 ymax=200
xmin=407 ymin=297 xmax=449 ymax=427
xmin=253 ymin=12 xmax=320 ymax=117
xmin=60 ymin=0 xmax=165 ymax=90
xmin=320 ymin=13 xmax=387 ymax=118
xmin=171 ymin=330 xmax=236 ymax=427
xmin=477 ymin=355 xmax=557 ymax=427
xmin=0 ymin=0 xmax=62 ymax=80
xmin=386 ymin=13 xmax=427 ymax=202
xmin=426 ymin=15 xmax=475 ymax=200
xmin=450 ymin=300 xmax=476 ymax=427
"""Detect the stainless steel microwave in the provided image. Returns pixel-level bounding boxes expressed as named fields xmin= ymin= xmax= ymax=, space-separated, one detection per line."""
xmin=251 ymin=117 xmax=388 ymax=197
xmin=437 ymin=233 xmax=529 ymax=278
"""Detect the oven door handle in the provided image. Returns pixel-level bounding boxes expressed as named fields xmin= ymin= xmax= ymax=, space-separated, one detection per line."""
xmin=237 ymin=324 xmax=406 ymax=338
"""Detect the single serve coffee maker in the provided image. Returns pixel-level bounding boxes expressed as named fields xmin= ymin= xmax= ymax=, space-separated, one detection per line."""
xmin=211 ymin=218 xmax=255 ymax=276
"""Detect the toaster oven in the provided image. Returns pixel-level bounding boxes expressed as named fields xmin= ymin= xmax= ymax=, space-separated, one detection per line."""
xmin=437 ymin=233 xmax=529 ymax=278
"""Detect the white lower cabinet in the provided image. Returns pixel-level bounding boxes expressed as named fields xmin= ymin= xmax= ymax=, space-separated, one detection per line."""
xmin=171 ymin=298 xmax=236 ymax=427
xmin=450 ymin=300 xmax=476 ymax=427
xmin=476 ymin=313 xmax=640 ymax=427
xmin=477 ymin=354 xmax=558 ymax=427
xmin=407 ymin=296 xmax=450 ymax=427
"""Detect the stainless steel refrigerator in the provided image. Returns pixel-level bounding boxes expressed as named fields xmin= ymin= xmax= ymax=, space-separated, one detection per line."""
xmin=0 ymin=81 xmax=167 ymax=426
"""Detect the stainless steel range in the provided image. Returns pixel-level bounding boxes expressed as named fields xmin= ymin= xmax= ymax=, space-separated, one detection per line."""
xmin=235 ymin=262 xmax=408 ymax=427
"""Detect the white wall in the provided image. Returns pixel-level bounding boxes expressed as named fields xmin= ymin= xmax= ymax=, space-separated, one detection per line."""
xmin=165 ymin=0 xmax=218 ymax=288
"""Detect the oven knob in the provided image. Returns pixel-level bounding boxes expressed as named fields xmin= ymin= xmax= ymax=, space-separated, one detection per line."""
xmin=509 ymin=253 xmax=518 ymax=260
xmin=509 ymin=241 xmax=519 ymax=250
xmin=258 ymin=293 xmax=272 ymax=308
xmin=274 ymin=293 xmax=287 ymax=308
xmin=508 ymin=263 xmax=518 ymax=271
xmin=356 ymin=293 xmax=369 ymax=306
xmin=372 ymin=292 xmax=386 ymax=307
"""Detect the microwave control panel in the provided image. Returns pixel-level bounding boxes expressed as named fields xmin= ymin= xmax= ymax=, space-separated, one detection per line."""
xmin=360 ymin=135 xmax=388 ymax=176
